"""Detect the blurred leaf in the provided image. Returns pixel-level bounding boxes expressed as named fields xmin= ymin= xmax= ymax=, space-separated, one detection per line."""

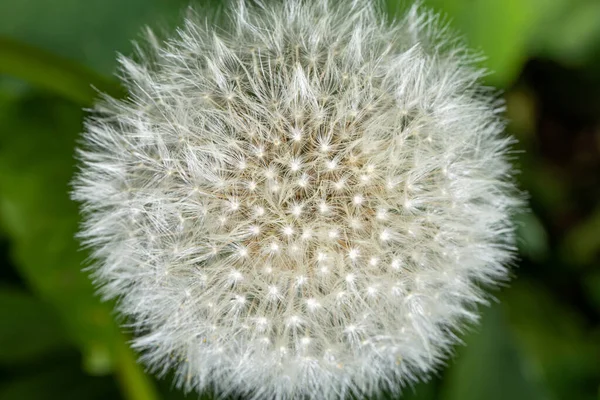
xmin=516 ymin=212 xmax=549 ymax=262
xmin=530 ymin=0 xmax=600 ymax=65
xmin=374 ymin=376 xmax=438 ymax=400
xmin=0 ymin=0 xmax=210 ymax=74
xmin=0 ymin=37 xmax=124 ymax=105
xmin=423 ymin=0 xmax=567 ymax=87
xmin=0 ymin=351 xmax=121 ymax=400
xmin=506 ymin=89 xmax=537 ymax=140
xmin=583 ymin=271 xmax=600 ymax=311
xmin=0 ymin=93 xmax=158 ymax=400
xmin=0 ymin=286 xmax=68 ymax=365
xmin=560 ymin=205 xmax=600 ymax=267
xmin=423 ymin=0 xmax=528 ymax=87
xmin=440 ymin=304 xmax=549 ymax=400
xmin=519 ymin=160 xmax=569 ymax=213
xmin=398 ymin=379 xmax=438 ymax=400
xmin=503 ymin=280 xmax=600 ymax=400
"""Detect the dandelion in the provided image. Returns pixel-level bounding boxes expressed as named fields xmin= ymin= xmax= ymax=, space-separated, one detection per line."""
xmin=73 ymin=0 xmax=521 ymax=399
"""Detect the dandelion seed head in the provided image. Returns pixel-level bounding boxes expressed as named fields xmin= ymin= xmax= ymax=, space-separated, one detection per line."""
xmin=73 ymin=1 xmax=521 ymax=399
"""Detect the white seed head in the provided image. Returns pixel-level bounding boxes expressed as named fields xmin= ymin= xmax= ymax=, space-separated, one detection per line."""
xmin=73 ymin=1 xmax=521 ymax=399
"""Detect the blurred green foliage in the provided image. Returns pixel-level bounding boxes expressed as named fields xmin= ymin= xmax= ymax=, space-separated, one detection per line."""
xmin=0 ymin=0 xmax=599 ymax=399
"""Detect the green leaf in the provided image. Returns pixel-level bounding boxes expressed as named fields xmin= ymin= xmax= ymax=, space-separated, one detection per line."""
xmin=0 ymin=37 xmax=124 ymax=105
xmin=399 ymin=380 xmax=438 ymax=400
xmin=0 ymin=92 xmax=158 ymax=400
xmin=0 ymin=286 xmax=68 ymax=364
xmin=516 ymin=211 xmax=549 ymax=263
xmin=529 ymin=0 xmax=600 ymax=65
xmin=420 ymin=0 xmax=523 ymax=86
xmin=0 ymin=351 xmax=121 ymax=400
xmin=0 ymin=0 xmax=207 ymax=75
xmin=560 ymin=205 xmax=600 ymax=267
xmin=503 ymin=280 xmax=600 ymax=400
xmin=440 ymin=304 xmax=549 ymax=400
xmin=583 ymin=271 xmax=600 ymax=311
xmin=422 ymin=0 xmax=566 ymax=87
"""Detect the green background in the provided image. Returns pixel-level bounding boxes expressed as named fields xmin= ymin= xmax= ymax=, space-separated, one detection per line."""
xmin=0 ymin=0 xmax=599 ymax=399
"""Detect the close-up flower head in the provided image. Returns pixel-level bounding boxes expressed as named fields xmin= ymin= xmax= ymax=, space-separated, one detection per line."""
xmin=1 ymin=0 xmax=599 ymax=399
xmin=73 ymin=1 xmax=519 ymax=398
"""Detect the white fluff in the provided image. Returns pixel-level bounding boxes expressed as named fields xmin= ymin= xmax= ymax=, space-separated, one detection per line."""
xmin=73 ymin=1 xmax=521 ymax=399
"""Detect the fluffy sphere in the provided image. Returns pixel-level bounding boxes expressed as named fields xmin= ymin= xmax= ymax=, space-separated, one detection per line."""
xmin=74 ymin=1 xmax=520 ymax=399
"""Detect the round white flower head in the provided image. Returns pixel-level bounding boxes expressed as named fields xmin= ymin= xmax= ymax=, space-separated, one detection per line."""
xmin=74 ymin=1 xmax=521 ymax=399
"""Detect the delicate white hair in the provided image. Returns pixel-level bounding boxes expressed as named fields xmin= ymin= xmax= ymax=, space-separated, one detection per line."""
xmin=73 ymin=1 xmax=521 ymax=399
